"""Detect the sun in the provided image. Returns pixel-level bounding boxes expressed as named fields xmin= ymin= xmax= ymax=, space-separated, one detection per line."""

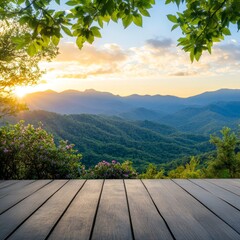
xmin=14 ymin=87 xmax=30 ymax=98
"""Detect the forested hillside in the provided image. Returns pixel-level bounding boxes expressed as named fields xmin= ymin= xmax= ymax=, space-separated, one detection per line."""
xmin=160 ymin=102 xmax=240 ymax=134
xmin=5 ymin=111 xmax=212 ymax=171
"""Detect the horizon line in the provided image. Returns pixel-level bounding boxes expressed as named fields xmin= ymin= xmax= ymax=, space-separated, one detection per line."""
xmin=23 ymin=87 xmax=240 ymax=99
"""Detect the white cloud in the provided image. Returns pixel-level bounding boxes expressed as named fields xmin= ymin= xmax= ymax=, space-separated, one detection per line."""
xmin=44 ymin=39 xmax=240 ymax=81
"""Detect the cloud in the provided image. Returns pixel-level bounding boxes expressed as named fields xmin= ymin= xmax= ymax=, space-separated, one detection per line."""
xmin=44 ymin=38 xmax=240 ymax=82
xmin=56 ymin=42 xmax=127 ymax=65
xmin=217 ymin=43 xmax=240 ymax=61
xmin=58 ymin=66 xmax=119 ymax=79
xmin=58 ymin=73 xmax=88 ymax=79
xmin=146 ymin=38 xmax=174 ymax=48
xmin=169 ymin=71 xmax=197 ymax=77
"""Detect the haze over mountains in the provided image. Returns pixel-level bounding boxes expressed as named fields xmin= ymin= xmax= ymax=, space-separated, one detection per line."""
xmin=22 ymin=88 xmax=240 ymax=134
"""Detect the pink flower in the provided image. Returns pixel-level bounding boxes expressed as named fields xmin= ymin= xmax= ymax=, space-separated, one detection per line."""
xmin=3 ymin=148 xmax=9 ymax=153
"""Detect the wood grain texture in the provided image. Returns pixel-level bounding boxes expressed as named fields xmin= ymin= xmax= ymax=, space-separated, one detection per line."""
xmin=1 ymin=179 xmax=240 ymax=240
xmin=125 ymin=180 xmax=173 ymax=240
xmin=0 ymin=180 xmax=67 ymax=240
xmin=175 ymin=179 xmax=240 ymax=234
xmin=143 ymin=179 xmax=240 ymax=240
xmin=223 ymin=179 xmax=240 ymax=188
xmin=0 ymin=180 xmax=35 ymax=198
xmin=91 ymin=180 xmax=133 ymax=240
xmin=0 ymin=180 xmax=18 ymax=189
xmin=49 ymin=180 xmax=103 ymax=240
xmin=192 ymin=179 xmax=240 ymax=210
xmin=9 ymin=180 xmax=85 ymax=240
xmin=205 ymin=179 xmax=240 ymax=196
xmin=0 ymin=180 xmax=51 ymax=214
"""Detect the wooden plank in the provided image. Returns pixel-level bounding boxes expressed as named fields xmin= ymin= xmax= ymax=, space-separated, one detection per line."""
xmin=143 ymin=179 xmax=240 ymax=240
xmin=91 ymin=180 xmax=133 ymax=240
xmin=0 ymin=180 xmax=35 ymax=198
xmin=205 ymin=179 xmax=240 ymax=196
xmin=9 ymin=180 xmax=85 ymax=240
xmin=0 ymin=180 xmax=18 ymax=189
xmin=191 ymin=179 xmax=240 ymax=210
xmin=49 ymin=180 xmax=103 ymax=240
xmin=125 ymin=180 xmax=173 ymax=240
xmin=175 ymin=179 xmax=240 ymax=234
xmin=224 ymin=179 xmax=240 ymax=188
xmin=0 ymin=180 xmax=67 ymax=240
xmin=0 ymin=180 xmax=51 ymax=214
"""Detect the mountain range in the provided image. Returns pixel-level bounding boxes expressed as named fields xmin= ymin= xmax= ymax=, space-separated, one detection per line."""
xmin=22 ymin=88 xmax=240 ymax=134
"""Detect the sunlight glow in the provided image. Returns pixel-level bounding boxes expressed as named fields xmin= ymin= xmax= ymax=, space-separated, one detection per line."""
xmin=13 ymin=85 xmax=46 ymax=98
xmin=14 ymin=87 xmax=30 ymax=98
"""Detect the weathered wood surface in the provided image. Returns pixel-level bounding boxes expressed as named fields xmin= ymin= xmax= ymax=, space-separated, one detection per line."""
xmin=0 ymin=179 xmax=240 ymax=240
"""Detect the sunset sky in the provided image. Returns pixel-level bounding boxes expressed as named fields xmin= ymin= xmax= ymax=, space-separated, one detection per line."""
xmin=16 ymin=1 xmax=240 ymax=98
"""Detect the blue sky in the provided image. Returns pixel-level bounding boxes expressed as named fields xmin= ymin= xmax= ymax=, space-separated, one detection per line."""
xmin=16 ymin=1 xmax=240 ymax=98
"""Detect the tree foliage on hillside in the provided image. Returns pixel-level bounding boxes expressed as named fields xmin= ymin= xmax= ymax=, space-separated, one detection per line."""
xmin=9 ymin=111 xmax=210 ymax=171
xmin=0 ymin=21 xmax=58 ymax=117
xmin=206 ymin=127 xmax=240 ymax=178
xmin=1 ymin=0 xmax=239 ymax=61
xmin=140 ymin=126 xmax=240 ymax=179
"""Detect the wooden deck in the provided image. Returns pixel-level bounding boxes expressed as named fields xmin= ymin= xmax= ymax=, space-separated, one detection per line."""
xmin=0 ymin=179 xmax=240 ymax=240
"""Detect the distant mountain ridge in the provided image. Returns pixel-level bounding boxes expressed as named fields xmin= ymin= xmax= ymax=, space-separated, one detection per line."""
xmin=22 ymin=88 xmax=240 ymax=134
xmin=23 ymin=88 xmax=240 ymax=113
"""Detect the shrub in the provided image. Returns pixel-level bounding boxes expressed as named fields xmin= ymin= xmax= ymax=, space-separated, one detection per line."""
xmin=0 ymin=121 xmax=82 ymax=179
xmin=139 ymin=164 xmax=165 ymax=179
xmin=83 ymin=160 xmax=138 ymax=179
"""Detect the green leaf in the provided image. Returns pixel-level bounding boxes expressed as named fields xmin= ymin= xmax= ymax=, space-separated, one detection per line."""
xmin=12 ymin=37 xmax=24 ymax=44
xmin=222 ymin=28 xmax=231 ymax=36
xmin=190 ymin=50 xmax=194 ymax=63
xmin=55 ymin=0 xmax=60 ymax=5
xmin=207 ymin=42 xmax=212 ymax=54
xmin=41 ymin=35 xmax=50 ymax=46
xmin=122 ymin=15 xmax=133 ymax=28
xmin=61 ymin=26 xmax=72 ymax=36
xmin=86 ymin=33 xmax=94 ymax=44
xmin=90 ymin=26 xmax=102 ymax=38
xmin=17 ymin=0 xmax=25 ymax=4
xmin=102 ymin=15 xmax=111 ymax=23
xmin=66 ymin=0 xmax=78 ymax=6
xmin=133 ymin=14 xmax=142 ymax=27
xmin=52 ymin=35 xmax=60 ymax=46
xmin=139 ymin=9 xmax=150 ymax=17
xmin=97 ymin=17 xmax=104 ymax=28
xmin=27 ymin=43 xmax=36 ymax=57
xmin=171 ymin=24 xmax=179 ymax=31
xmin=111 ymin=11 xmax=118 ymax=23
xmin=195 ymin=50 xmax=202 ymax=61
xmin=237 ymin=20 xmax=240 ymax=31
xmin=167 ymin=14 xmax=178 ymax=23
xmin=19 ymin=16 xmax=30 ymax=25
xmin=76 ymin=36 xmax=85 ymax=49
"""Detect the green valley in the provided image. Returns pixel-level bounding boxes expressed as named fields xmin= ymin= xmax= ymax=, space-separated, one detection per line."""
xmin=4 ymin=110 xmax=212 ymax=172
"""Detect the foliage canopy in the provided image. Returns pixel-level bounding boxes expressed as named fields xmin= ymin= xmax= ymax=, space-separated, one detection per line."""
xmin=1 ymin=0 xmax=239 ymax=61
xmin=0 ymin=20 xmax=58 ymax=117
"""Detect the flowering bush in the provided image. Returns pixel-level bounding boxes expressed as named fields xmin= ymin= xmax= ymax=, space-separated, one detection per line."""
xmin=82 ymin=160 xmax=138 ymax=179
xmin=0 ymin=121 xmax=82 ymax=179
